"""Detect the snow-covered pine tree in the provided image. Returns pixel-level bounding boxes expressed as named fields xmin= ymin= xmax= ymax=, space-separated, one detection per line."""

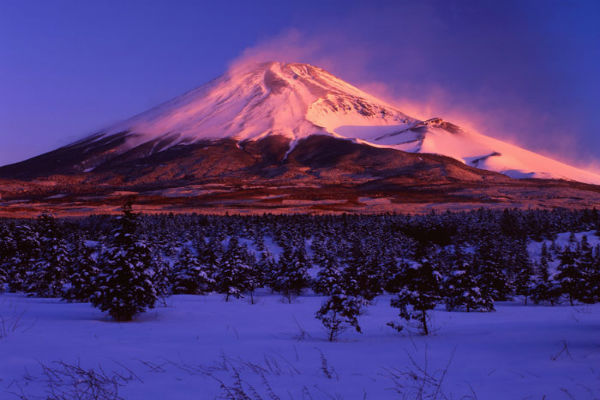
xmin=512 ymin=239 xmax=534 ymax=304
xmin=36 ymin=212 xmax=57 ymax=239
xmin=388 ymin=259 xmax=443 ymax=335
xmin=473 ymin=239 xmax=510 ymax=301
xmin=342 ymin=240 xmax=383 ymax=301
xmin=192 ymin=233 xmax=208 ymax=258
xmin=27 ymin=237 xmax=71 ymax=297
xmin=90 ymin=203 xmax=160 ymax=321
xmin=568 ymin=232 xmax=577 ymax=245
xmin=8 ymin=224 xmax=41 ymax=292
xmin=314 ymin=235 xmax=367 ymax=341
xmin=243 ymin=249 xmax=261 ymax=304
xmin=200 ymin=235 xmax=223 ymax=268
xmin=25 ymin=213 xmax=71 ymax=297
xmin=549 ymin=240 xmax=561 ymax=257
xmin=577 ymin=236 xmax=600 ymax=303
xmin=253 ymin=227 xmax=266 ymax=252
xmin=215 ymin=236 xmax=251 ymax=301
xmin=272 ymin=243 xmax=311 ymax=302
xmin=0 ymin=265 xmax=5 ymax=291
xmin=383 ymin=258 xmax=409 ymax=294
xmin=63 ymin=238 xmax=99 ymax=302
xmin=540 ymin=241 xmax=552 ymax=264
xmin=588 ymin=245 xmax=600 ymax=303
xmin=172 ymin=247 xmax=215 ymax=294
xmin=530 ymin=243 xmax=560 ymax=305
xmin=360 ymin=252 xmax=385 ymax=299
xmin=256 ymin=249 xmax=277 ymax=292
xmin=316 ymin=288 xmax=366 ymax=342
xmin=313 ymin=252 xmax=344 ymax=295
xmin=310 ymin=232 xmax=328 ymax=269
xmin=0 ymin=262 xmax=6 ymax=291
xmin=149 ymin=244 xmax=170 ymax=302
xmin=0 ymin=223 xmax=16 ymax=261
xmin=444 ymin=252 xmax=494 ymax=312
xmin=556 ymin=245 xmax=585 ymax=306
xmin=0 ymin=224 xmax=16 ymax=290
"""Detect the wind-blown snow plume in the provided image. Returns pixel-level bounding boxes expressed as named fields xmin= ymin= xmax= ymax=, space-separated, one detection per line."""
xmin=225 ymin=30 xmax=600 ymax=177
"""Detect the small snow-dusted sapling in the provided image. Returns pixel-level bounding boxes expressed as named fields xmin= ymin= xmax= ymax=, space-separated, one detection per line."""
xmin=316 ymin=286 xmax=366 ymax=342
xmin=244 ymin=250 xmax=261 ymax=304
xmin=389 ymin=259 xmax=442 ymax=335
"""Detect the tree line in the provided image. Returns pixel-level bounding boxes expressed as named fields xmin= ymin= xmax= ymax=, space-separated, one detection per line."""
xmin=0 ymin=206 xmax=599 ymax=340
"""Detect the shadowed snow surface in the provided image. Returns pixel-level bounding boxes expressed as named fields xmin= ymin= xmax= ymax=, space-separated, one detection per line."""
xmin=1 ymin=292 xmax=599 ymax=399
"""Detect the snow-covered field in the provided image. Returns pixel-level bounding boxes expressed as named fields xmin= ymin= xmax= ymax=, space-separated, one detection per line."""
xmin=1 ymin=292 xmax=599 ymax=399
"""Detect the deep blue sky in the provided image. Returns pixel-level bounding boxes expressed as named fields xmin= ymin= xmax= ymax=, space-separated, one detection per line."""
xmin=1 ymin=0 xmax=599 ymax=168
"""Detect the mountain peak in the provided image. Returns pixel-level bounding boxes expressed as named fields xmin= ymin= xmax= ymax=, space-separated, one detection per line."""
xmin=103 ymin=60 xmax=412 ymax=147
xmin=48 ymin=63 xmax=600 ymax=185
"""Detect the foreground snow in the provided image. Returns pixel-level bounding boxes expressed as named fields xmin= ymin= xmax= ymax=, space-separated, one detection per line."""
xmin=1 ymin=293 xmax=598 ymax=399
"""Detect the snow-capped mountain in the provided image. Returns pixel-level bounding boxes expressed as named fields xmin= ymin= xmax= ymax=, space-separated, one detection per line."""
xmin=3 ymin=61 xmax=600 ymax=216
xmin=103 ymin=62 xmax=413 ymax=146
xmin=90 ymin=61 xmax=599 ymax=185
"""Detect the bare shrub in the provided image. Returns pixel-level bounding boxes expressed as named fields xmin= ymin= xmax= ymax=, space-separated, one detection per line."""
xmin=9 ymin=360 xmax=141 ymax=400
xmin=0 ymin=308 xmax=28 ymax=339
xmin=380 ymin=348 xmax=465 ymax=400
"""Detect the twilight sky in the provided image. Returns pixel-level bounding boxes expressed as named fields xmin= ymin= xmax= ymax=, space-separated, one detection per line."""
xmin=1 ymin=0 xmax=599 ymax=169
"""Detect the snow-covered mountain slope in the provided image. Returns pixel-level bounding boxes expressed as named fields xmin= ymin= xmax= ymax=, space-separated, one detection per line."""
xmin=95 ymin=62 xmax=600 ymax=185
xmin=104 ymin=62 xmax=414 ymax=146
xmin=349 ymin=118 xmax=600 ymax=184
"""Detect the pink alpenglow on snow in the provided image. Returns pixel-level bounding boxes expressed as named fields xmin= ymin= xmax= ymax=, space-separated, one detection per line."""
xmin=98 ymin=62 xmax=600 ymax=185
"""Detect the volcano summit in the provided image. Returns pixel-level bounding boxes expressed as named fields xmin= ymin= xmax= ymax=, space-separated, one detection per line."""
xmin=1 ymin=62 xmax=600 ymax=215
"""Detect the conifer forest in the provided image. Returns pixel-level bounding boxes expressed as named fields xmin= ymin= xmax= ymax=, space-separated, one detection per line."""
xmin=2 ymin=207 xmax=600 ymax=330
